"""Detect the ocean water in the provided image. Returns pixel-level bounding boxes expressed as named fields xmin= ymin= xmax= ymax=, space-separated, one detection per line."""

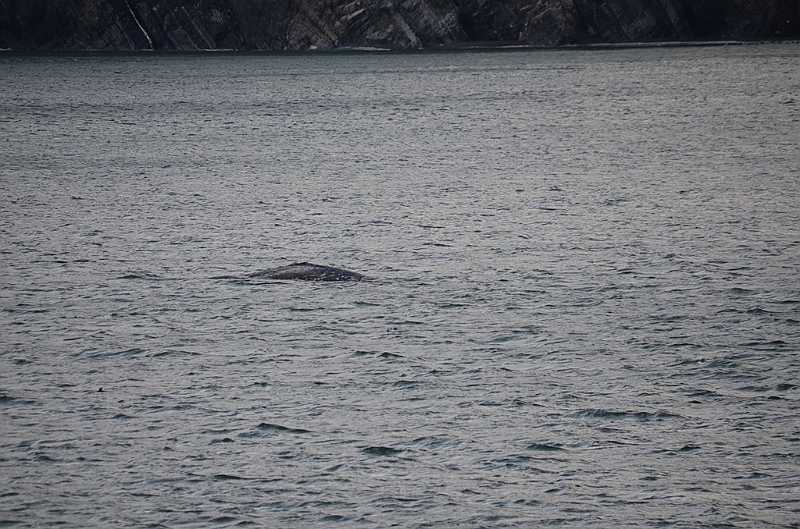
xmin=1 ymin=44 xmax=799 ymax=527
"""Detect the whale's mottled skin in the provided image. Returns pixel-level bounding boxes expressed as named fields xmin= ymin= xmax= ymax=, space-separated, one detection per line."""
xmin=248 ymin=262 xmax=367 ymax=282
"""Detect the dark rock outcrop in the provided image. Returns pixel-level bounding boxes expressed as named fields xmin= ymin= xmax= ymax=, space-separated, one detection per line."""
xmin=1 ymin=0 xmax=798 ymax=51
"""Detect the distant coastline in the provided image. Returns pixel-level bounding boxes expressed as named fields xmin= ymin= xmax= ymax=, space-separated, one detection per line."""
xmin=2 ymin=39 xmax=799 ymax=55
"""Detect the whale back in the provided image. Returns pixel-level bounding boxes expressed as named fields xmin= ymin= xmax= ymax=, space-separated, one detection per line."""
xmin=248 ymin=262 xmax=366 ymax=281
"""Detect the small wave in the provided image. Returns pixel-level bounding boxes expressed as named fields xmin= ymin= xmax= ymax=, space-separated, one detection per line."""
xmin=738 ymin=340 xmax=788 ymax=350
xmin=362 ymin=446 xmax=402 ymax=456
xmin=573 ymin=409 xmax=681 ymax=421
xmin=707 ymin=358 xmax=738 ymax=368
xmin=209 ymin=515 xmax=239 ymax=524
xmin=0 ymin=394 xmax=36 ymax=406
xmin=149 ymin=349 xmax=201 ymax=358
xmin=746 ymin=307 xmax=775 ymax=315
xmin=487 ymin=334 xmax=522 ymax=344
xmin=117 ymin=270 xmax=162 ymax=280
xmin=526 ymin=442 xmax=565 ymax=452
xmin=409 ymin=436 xmax=458 ymax=449
xmin=318 ymin=514 xmax=348 ymax=523
xmin=673 ymin=357 xmax=707 ymax=366
xmin=212 ymin=474 xmax=245 ymax=481
xmin=255 ymin=422 xmax=310 ymax=434
xmin=684 ymin=388 xmax=721 ymax=398
xmin=737 ymin=385 xmax=772 ymax=393
xmin=87 ymin=348 xmax=147 ymax=359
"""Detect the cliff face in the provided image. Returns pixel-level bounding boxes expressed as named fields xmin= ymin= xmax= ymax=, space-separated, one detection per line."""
xmin=1 ymin=0 xmax=798 ymax=51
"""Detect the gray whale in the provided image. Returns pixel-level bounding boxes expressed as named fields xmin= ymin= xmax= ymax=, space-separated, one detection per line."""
xmin=248 ymin=262 xmax=367 ymax=282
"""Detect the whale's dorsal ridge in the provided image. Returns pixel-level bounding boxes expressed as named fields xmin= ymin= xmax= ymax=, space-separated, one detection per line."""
xmin=248 ymin=262 xmax=367 ymax=282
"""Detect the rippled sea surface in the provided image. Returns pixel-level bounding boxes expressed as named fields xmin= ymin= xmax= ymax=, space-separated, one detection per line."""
xmin=1 ymin=44 xmax=799 ymax=527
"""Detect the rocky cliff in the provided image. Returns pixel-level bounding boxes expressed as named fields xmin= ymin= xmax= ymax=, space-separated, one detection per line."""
xmin=1 ymin=0 xmax=798 ymax=51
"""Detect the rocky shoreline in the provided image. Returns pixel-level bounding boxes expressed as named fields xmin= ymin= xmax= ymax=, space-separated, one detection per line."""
xmin=1 ymin=0 xmax=798 ymax=51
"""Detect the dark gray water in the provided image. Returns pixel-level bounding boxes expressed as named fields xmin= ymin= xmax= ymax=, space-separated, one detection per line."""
xmin=1 ymin=45 xmax=799 ymax=527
